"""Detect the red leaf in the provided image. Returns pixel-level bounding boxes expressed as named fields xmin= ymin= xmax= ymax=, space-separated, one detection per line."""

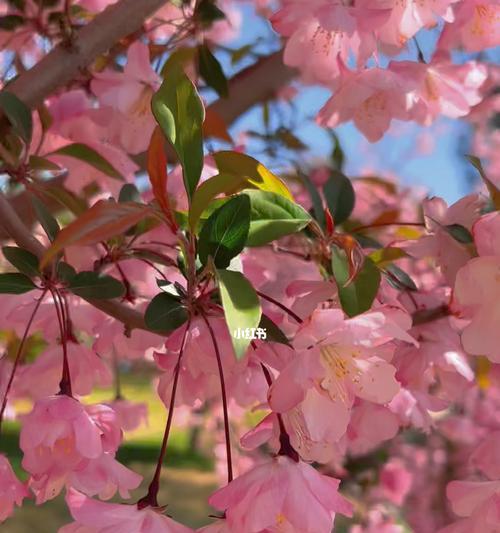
xmin=40 ymin=200 xmax=151 ymax=268
xmin=147 ymin=127 xmax=178 ymax=231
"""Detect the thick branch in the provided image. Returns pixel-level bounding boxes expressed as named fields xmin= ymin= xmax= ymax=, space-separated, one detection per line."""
xmin=5 ymin=0 xmax=170 ymax=109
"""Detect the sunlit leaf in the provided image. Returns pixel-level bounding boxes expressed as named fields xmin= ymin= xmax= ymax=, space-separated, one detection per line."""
xmin=213 ymin=151 xmax=293 ymax=201
xmin=189 ymin=173 xmax=247 ymax=229
xmin=152 ymin=69 xmax=205 ymax=201
xmin=217 ymin=269 xmax=261 ymax=359
xmin=369 ymin=247 xmax=408 ymax=268
xmin=244 ymin=189 xmax=311 ymax=246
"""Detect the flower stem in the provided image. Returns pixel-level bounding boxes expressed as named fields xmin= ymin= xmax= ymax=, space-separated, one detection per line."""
xmin=0 ymin=289 xmax=47 ymax=436
xmin=51 ymin=289 xmax=72 ymax=397
xmin=256 ymin=290 xmax=303 ymax=325
xmin=202 ymin=313 xmax=233 ymax=483
xmin=260 ymin=363 xmax=299 ymax=462
xmin=137 ymin=319 xmax=191 ymax=509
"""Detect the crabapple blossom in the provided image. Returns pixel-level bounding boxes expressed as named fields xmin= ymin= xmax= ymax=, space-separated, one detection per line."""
xmin=61 ymin=488 xmax=194 ymax=533
xmin=208 ymin=455 xmax=353 ymax=532
xmin=0 ymin=454 xmax=30 ymax=522
xmin=453 ymin=212 xmax=500 ymax=362
xmin=0 ymin=0 xmax=499 ymax=530
xmin=19 ymin=395 xmax=141 ymax=503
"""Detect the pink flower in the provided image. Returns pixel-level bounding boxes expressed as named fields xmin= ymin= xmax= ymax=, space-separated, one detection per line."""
xmin=91 ymin=42 xmax=161 ymax=154
xmin=60 ymin=488 xmax=194 ymax=532
xmin=0 ymin=454 xmax=30 ymax=522
xmin=378 ymin=459 xmax=413 ymax=506
xmin=209 ymin=456 xmax=353 ymax=532
xmin=439 ymin=1 xmax=500 ymax=52
xmin=362 ymin=0 xmax=458 ymax=49
xmin=272 ymin=1 xmax=389 ymax=83
xmin=107 ymin=399 xmax=148 ymax=433
xmin=391 ymin=56 xmax=487 ymax=125
xmin=453 ymin=212 xmax=500 ymax=362
xmin=407 ymin=194 xmax=482 ymax=285
xmin=317 ymin=64 xmax=411 ymax=142
xmin=20 ymin=396 xmax=141 ymax=503
xmin=439 ymin=480 xmax=500 ymax=532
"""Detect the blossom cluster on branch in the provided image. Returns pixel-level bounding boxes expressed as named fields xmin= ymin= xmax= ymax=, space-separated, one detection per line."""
xmin=0 ymin=0 xmax=499 ymax=532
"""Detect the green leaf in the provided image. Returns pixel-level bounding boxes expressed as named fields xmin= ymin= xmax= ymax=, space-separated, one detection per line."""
xmin=144 ymin=292 xmax=188 ymax=334
xmin=28 ymin=155 xmax=61 ymax=172
xmin=330 ymin=131 xmax=345 ymax=171
xmin=160 ymin=47 xmax=197 ymax=77
xmin=384 ymin=264 xmax=418 ymax=292
xmin=0 ymin=272 xmax=36 ymax=294
xmin=369 ymin=247 xmax=407 ymax=268
xmin=244 ymin=189 xmax=311 ymax=246
xmin=31 ymin=196 xmax=59 ymax=241
xmin=0 ymin=91 xmax=32 ymax=144
xmin=68 ymin=272 xmax=125 ymax=299
xmin=0 ymin=15 xmax=24 ymax=31
xmin=323 ymin=171 xmax=355 ymax=225
xmin=57 ymin=261 xmax=76 ymax=283
xmin=231 ymin=44 xmax=253 ymax=65
xmin=217 ymin=269 xmax=261 ymax=359
xmin=259 ymin=314 xmax=291 ymax=346
xmin=195 ymin=0 xmax=226 ymax=27
xmin=198 ymin=195 xmax=250 ymax=268
xmin=445 ymin=224 xmax=473 ymax=244
xmin=2 ymin=246 xmax=40 ymax=278
xmin=198 ymin=44 xmax=228 ymax=98
xmin=118 ymin=184 xmax=141 ymax=203
xmin=49 ymin=143 xmax=124 ymax=181
xmin=300 ymin=173 xmax=325 ymax=228
xmin=152 ymin=70 xmax=204 ymax=201
xmin=189 ymin=173 xmax=247 ymax=229
xmin=332 ymin=250 xmax=381 ymax=317
xmin=467 ymin=155 xmax=500 ymax=209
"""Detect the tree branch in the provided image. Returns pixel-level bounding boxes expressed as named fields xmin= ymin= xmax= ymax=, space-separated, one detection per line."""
xmin=5 ymin=0 xmax=171 ymax=109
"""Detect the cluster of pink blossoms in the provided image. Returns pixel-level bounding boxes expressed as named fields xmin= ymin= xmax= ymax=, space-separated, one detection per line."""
xmin=0 ymin=0 xmax=499 ymax=532
xmin=272 ymin=0 xmax=499 ymax=141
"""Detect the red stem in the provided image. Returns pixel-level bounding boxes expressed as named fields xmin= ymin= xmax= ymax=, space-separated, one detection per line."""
xmin=256 ymin=290 xmax=303 ymax=325
xmin=51 ymin=289 xmax=73 ymax=397
xmin=351 ymin=221 xmax=425 ymax=233
xmin=0 ymin=289 xmax=47 ymax=435
xmin=137 ymin=319 xmax=191 ymax=509
xmin=202 ymin=313 xmax=233 ymax=483
xmin=260 ymin=363 xmax=299 ymax=462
